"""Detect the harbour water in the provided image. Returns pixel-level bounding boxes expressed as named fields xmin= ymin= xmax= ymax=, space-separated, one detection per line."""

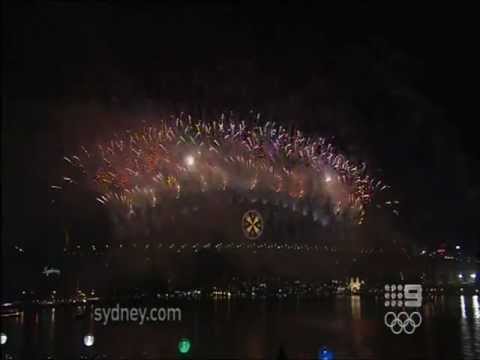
xmin=1 ymin=295 xmax=479 ymax=359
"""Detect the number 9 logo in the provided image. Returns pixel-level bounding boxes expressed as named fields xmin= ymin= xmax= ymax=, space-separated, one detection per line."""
xmin=404 ymin=284 xmax=422 ymax=308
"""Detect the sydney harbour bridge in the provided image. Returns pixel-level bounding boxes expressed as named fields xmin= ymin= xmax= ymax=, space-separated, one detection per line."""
xmin=55 ymin=188 xmax=414 ymax=296
xmin=13 ymin=118 xmax=476 ymax=298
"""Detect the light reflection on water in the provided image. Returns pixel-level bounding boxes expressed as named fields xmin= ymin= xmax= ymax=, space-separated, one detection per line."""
xmin=461 ymin=295 xmax=467 ymax=318
xmin=472 ymin=295 xmax=479 ymax=319
xmin=460 ymin=295 xmax=480 ymax=359
xmin=351 ymin=295 xmax=361 ymax=320
xmin=1 ymin=296 xmax=479 ymax=359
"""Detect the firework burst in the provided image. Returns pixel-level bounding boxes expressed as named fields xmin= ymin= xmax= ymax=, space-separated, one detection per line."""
xmin=54 ymin=113 xmax=397 ymax=225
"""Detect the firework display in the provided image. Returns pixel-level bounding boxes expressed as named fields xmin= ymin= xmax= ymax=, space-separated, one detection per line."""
xmin=54 ymin=113 xmax=397 ymax=225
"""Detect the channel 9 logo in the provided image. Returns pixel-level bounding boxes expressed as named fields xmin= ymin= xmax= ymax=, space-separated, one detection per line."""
xmin=384 ymin=284 xmax=422 ymax=334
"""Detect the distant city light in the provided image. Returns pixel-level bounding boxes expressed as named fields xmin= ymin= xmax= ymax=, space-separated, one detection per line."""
xmin=458 ymin=274 xmax=463 ymax=279
xmin=455 ymin=245 xmax=461 ymax=250
xmin=83 ymin=334 xmax=95 ymax=347
xmin=0 ymin=332 xmax=7 ymax=345
xmin=184 ymin=155 xmax=195 ymax=167
xmin=470 ymin=273 xmax=477 ymax=279
xmin=178 ymin=337 xmax=191 ymax=354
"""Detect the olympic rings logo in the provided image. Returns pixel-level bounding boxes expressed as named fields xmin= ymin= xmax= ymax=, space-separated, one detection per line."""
xmin=384 ymin=311 xmax=422 ymax=335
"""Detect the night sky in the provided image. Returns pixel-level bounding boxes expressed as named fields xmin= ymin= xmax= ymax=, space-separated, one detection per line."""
xmin=3 ymin=2 xmax=479 ymax=272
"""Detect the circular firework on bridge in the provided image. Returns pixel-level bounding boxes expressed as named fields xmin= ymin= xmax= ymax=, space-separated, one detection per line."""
xmin=242 ymin=209 xmax=264 ymax=240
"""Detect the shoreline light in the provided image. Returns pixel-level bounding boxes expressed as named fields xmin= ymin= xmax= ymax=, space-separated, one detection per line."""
xmin=83 ymin=334 xmax=95 ymax=347
xmin=0 ymin=333 xmax=7 ymax=345
xmin=178 ymin=337 xmax=191 ymax=354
